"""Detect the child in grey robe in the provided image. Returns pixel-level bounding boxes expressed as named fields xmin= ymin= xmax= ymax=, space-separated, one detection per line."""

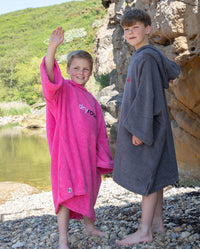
xmin=113 ymin=8 xmax=180 ymax=245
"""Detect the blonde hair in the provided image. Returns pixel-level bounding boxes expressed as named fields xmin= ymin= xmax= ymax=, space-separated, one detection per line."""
xmin=67 ymin=50 xmax=93 ymax=71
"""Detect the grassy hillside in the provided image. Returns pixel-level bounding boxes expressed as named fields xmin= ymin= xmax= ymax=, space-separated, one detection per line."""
xmin=0 ymin=0 xmax=106 ymax=105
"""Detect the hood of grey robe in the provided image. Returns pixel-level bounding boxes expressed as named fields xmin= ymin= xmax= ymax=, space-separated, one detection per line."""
xmin=136 ymin=45 xmax=180 ymax=89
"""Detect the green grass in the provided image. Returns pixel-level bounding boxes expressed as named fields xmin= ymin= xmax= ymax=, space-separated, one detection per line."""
xmin=0 ymin=0 xmax=107 ymax=105
xmin=0 ymin=102 xmax=31 ymax=116
xmin=0 ymin=1 xmax=105 ymax=58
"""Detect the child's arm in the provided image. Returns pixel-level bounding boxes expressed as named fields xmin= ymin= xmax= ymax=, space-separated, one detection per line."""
xmin=45 ymin=27 xmax=64 ymax=83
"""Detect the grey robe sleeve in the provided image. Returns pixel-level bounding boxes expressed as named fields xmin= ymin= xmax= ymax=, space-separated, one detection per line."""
xmin=123 ymin=56 xmax=159 ymax=145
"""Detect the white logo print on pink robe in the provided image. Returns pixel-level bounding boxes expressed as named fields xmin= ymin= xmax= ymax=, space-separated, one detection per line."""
xmin=79 ymin=103 xmax=96 ymax=118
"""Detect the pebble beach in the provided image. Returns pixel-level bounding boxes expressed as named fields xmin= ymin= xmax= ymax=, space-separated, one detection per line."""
xmin=0 ymin=178 xmax=200 ymax=249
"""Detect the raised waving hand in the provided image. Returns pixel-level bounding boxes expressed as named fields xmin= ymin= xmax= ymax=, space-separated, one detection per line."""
xmin=49 ymin=27 xmax=65 ymax=48
xmin=45 ymin=27 xmax=65 ymax=83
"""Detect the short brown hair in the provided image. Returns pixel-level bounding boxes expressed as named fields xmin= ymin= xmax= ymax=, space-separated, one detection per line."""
xmin=120 ymin=8 xmax=151 ymax=28
xmin=67 ymin=50 xmax=93 ymax=71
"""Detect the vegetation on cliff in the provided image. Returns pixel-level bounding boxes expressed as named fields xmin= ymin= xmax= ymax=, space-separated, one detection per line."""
xmin=0 ymin=0 xmax=106 ymax=105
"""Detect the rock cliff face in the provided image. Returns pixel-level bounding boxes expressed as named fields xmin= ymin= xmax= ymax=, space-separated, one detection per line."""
xmin=95 ymin=0 xmax=200 ymax=181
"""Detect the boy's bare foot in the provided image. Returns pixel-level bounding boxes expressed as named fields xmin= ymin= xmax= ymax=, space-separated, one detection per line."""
xmin=86 ymin=227 xmax=105 ymax=237
xmin=151 ymin=221 xmax=166 ymax=234
xmin=58 ymin=237 xmax=69 ymax=249
xmin=58 ymin=244 xmax=69 ymax=249
xmin=83 ymin=215 xmax=105 ymax=237
xmin=117 ymin=229 xmax=153 ymax=246
xmin=151 ymin=226 xmax=165 ymax=234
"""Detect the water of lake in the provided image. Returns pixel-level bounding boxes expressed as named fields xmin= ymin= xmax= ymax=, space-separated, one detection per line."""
xmin=0 ymin=125 xmax=51 ymax=191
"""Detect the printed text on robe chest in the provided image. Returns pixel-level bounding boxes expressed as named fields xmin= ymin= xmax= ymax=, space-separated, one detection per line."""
xmin=79 ymin=104 xmax=96 ymax=118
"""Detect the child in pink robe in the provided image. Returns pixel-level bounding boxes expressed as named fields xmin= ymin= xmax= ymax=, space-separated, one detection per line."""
xmin=40 ymin=27 xmax=113 ymax=249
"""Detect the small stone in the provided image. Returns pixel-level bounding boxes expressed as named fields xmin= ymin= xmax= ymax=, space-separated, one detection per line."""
xmin=187 ymin=225 xmax=193 ymax=231
xmin=12 ymin=241 xmax=24 ymax=248
xmin=77 ymin=242 xmax=83 ymax=248
xmin=50 ymin=232 xmax=58 ymax=241
xmin=91 ymin=235 xmax=101 ymax=243
xmin=4 ymin=238 xmax=10 ymax=243
xmin=193 ymin=233 xmax=200 ymax=240
xmin=157 ymin=240 xmax=165 ymax=246
xmin=170 ymin=232 xmax=177 ymax=240
xmin=104 ymin=233 xmax=110 ymax=239
xmin=42 ymin=235 xmax=49 ymax=241
xmin=25 ymin=228 xmax=32 ymax=234
xmin=109 ymin=232 xmax=117 ymax=240
xmin=70 ymin=234 xmax=79 ymax=244
xmin=181 ymin=231 xmax=190 ymax=238
xmin=174 ymin=227 xmax=182 ymax=232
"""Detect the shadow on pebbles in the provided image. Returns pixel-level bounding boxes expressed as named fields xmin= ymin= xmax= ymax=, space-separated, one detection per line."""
xmin=0 ymin=178 xmax=199 ymax=249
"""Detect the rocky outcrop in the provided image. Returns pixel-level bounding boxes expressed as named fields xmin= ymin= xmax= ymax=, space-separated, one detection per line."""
xmin=95 ymin=0 xmax=200 ymax=180
xmin=21 ymin=112 xmax=46 ymax=129
xmin=20 ymin=106 xmax=46 ymax=129
xmin=0 ymin=182 xmax=39 ymax=205
xmin=98 ymin=84 xmax=122 ymax=155
xmin=102 ymin=0 xmax=113 ymax=8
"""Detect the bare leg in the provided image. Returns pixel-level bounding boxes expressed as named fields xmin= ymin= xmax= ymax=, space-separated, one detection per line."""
xmin=57 ymin=205 xmax=70 ymax=249
xmin=118 ymin=191 xmax=158 ymax=246
xmin=151 ymin=189 xmax=165 ymax=234
xmin=83 ymin=215 xmax=105 ymax=237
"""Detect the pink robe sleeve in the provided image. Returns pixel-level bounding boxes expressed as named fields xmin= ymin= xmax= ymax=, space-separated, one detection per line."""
xmin=40 ymin=57 xmax=63 ymax=106
xmin=96 ymin=103 xmax=114 ymax=174
xmin=40 ymin=57 xmax=63 ymax=153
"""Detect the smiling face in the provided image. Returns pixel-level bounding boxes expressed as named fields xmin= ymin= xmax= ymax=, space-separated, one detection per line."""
xmin=123 ymin=21 xmax=151 ymax=50
xmin=67 ymin=58 xmax=92 ymax=86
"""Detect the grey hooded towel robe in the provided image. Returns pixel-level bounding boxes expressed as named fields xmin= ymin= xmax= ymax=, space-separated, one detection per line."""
xmin=113 ymin=45 xmax=180 ymax=196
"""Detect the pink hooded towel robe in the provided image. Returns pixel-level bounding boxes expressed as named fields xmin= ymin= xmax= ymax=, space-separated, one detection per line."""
xmin=40 ymin=57 xmax=113 ymax=221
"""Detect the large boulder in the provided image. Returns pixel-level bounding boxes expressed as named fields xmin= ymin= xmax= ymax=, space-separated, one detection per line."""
xmin=95 ymin=0 xmax=200 ymax=181
xmin=20 ymin=107 xmax=46 ymax=129
xmin=0 ymin=182 xmax=39 ymax=204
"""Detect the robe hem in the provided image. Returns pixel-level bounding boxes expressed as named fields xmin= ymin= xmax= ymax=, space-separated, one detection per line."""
xmin=113 ymin=175 xmax=178 ymax=196
xmin=56 ymin=201 xmax=96 ymax=222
